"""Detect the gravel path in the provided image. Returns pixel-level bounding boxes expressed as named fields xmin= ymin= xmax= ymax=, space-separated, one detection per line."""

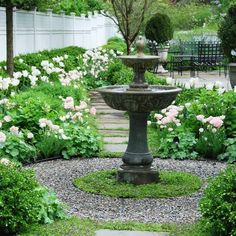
xmin=27 ymin=158 xmax=226 ymax=224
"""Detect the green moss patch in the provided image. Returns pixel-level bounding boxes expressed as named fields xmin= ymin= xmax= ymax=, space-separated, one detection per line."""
xmin=74 ymin=170 xmax=202 ymax=198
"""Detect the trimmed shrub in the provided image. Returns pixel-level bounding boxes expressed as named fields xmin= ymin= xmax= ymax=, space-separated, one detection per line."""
xmin=200 ymin=164 xmax=236 ymax=236
xmin=0 ymin=162 xmax=44 ymax=234
xmin=145 ymin=13 xmax=174 ymax=45
xmin=218 ymin=4 xmax=236 ymax=63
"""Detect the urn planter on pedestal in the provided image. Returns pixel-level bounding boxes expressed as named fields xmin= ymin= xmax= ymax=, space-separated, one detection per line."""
xmin=229 ymin=63 xmax=236 ymax=88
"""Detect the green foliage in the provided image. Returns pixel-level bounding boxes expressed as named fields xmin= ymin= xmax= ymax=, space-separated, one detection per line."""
xmin=157 ymin=130 xmax=199 ymax=160
xmin=196 ymin=129 xmax=225 ymax=159
xmin=219 ymin=138 xmax=236 ymax=163
xmin=200 ymin=165 xmax=236 ymax=236
xmin=36 ymin=134 xmax=67 ymax=160
xmin=38 ymin=188 xmax=66 ymax=224
xmin=103 ymin=37 xmax=127 ymax=53
xmin=0 ymin=132 xmax=37 ymax=163
xmin=218 ymin=4 xmax=236 ymax=63
xmin=0 ymin=164 xmax=44 ymax=234
xmin=145 ymin=13 xmax=174 ymax=45
xmin=74 ymin=169 xmax=202 ymax=198
xmin=63 ymin=125 xmax=101 ymax=158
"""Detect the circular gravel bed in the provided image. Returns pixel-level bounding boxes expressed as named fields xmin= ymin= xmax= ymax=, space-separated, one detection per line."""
xmin=27 ymin=158 xmax=226 ymax=224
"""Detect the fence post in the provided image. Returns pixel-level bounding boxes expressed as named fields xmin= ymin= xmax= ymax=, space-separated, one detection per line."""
xmin=47 ymin=9 xmax=52 ymax=49
xmin=70 ymin=12 xmax=75 ymax=46
xmin=33 ymin=8 xmax=37 ymax=51
xmin=60 ymin=10 xmax=65 ymax=47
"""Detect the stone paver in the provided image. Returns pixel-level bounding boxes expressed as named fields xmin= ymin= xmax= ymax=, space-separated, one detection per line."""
xmin=99 ymin=130 xmax=129 ymax=137
xmin=98 ymin=123 xmax=129 ymax=130
xmin=103 ymin=137 xmax=128 ymax=144
xmin=96 ymin=230 xmax=169 ymax=236
xmin=103 ymin=143 xmax=127 ymax=152
xmin=91 ymin=91 xmax=129 ymax=153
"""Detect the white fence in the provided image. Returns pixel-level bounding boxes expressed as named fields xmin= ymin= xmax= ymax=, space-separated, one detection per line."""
xmin=0 ymin=8 xmax=118 ymax=61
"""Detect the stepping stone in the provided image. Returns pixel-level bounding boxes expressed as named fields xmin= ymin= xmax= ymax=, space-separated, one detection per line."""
xmin=99 ymin=130 xmax=129 ymax=137
xmin=103 ymin=137 xmax=128 ymax=144
xmin=97 ymin=109 xmax=125 ymax=114
xmin=103 ymin=144 xmax=127 ymax=152
xmin=98 ymin=120 xmax=128 ymax=124
xmin=97 ymin=113 xmax=127 ymax=119
xmin=98 ymin=123 xmax=129 ymax=130
xmin=96 ymin=230 xmax=169 ymax=236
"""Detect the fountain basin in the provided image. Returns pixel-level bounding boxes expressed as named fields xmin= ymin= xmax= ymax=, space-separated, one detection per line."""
xmin=97 ymin=85 xmax=181 ymax=112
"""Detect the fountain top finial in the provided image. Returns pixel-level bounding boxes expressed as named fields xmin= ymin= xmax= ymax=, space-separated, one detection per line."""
xmin=136 ymin=36 xmax=145 ymax=57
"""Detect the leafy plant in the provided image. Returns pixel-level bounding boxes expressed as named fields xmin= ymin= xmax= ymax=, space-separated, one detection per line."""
xmin=157 ymin=130 xmax=198 ymax=160
xmin=218 ymin=138 xmax=236 ymax=163
xmin=196 ymin=129 xmax=225 ymax=159
xmin=36 ymin=134 xmax=67 ymax=160
xmin=200 ymin=164 xmax=236 ymax=236
xmin=0 ymin=163 xmax=44 ymax=235
xmin=0 ymin=132 xmax=37 ymax=163
xmin=63 ymin=125 xmax=101 ymax=158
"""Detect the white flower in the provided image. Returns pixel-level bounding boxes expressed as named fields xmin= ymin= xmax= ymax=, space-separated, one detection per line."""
xmin=18 ymin=58 xmax=24 ymax=63
xmin=214 ymin=81 xmax=223 ymax=88
xmin=184 ymin=83 xmax=191 ymax=89
xmin=189 ymin=77 xmax=199 ymax=87
xmin=13 ymin=71 xmax=22 ymax=79
xmin=11 ymin=78 xmax=20 ymax=86
xmin=0 ymin=158 xmax=11 ymax=165
xmin=185 ymin=103 xmax=191 ymax=108
xmin=206 ymin=84 xmax=214 ymax=90
xmin=199 ymin=128 xmax=204 ymax=133
xmin=217 ymin=88 xmax=225 ymax=95
xmin=166 ymin=77 xmax=173 ymax=85
xmin=27 ymin=132 xmax=34 ymax=139
xmin=212 ymin=128 xmax=217 ymax=133
xmin=0 ymin=132 xmax=6 ymax=142
xmin=234 ymin=86 xmax=236 ymax=93
xmin=22 ymin=70 xmax=29 ymax=77
xmin=231 ymin=49 xmax=236 ymax=56
xmin=168 ymin=128 xmax=173 ymax=132
xmin=147 ymin=121 xmax=152 ymax=126
xmin=4 ymin=115 xmax=12 ymax=122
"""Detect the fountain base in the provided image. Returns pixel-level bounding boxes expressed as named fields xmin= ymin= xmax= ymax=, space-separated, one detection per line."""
xmin=117 ymin=165 xmax=159 ymax=185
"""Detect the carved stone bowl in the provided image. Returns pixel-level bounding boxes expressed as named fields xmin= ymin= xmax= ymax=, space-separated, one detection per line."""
xmin=97 ymin=85 xmax=181 ymax=113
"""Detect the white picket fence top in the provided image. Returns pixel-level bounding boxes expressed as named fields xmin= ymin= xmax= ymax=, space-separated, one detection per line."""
xmin=0 ymin=7 xmax=118 ymax=61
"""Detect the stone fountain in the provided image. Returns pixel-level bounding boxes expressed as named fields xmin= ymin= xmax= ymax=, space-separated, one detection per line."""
xmin=97 ymin=37 xmax=181 ymax=185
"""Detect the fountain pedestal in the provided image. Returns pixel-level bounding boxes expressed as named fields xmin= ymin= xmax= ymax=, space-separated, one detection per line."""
xmin=97 ymin=37 xmax=181 ymax=185
xmin=117 ymin=112 xmax=159 ymax=185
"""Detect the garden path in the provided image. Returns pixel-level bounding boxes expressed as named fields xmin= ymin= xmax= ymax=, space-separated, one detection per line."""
xmin=90 ymin=91 xmax=128 ymax=154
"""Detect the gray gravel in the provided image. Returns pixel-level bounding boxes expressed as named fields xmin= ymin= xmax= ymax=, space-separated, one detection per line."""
xmin=27 ymin=158 xmax=226 ymax=224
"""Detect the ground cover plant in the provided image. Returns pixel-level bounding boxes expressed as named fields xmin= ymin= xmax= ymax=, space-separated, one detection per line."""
xmin=74 ymin=169 xmax=202 ymax=198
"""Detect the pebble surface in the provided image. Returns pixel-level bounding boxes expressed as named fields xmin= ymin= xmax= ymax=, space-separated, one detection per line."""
xmin=27 ymin=158 xmax=226 ymax=224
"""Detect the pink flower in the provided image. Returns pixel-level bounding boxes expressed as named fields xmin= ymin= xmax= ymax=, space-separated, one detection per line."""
xmin=90 ymin=107 xmax=96 ymax=116
xmin=64 ymin=97 xmax=74 ymax=110
xmin=79 ymin=101 xmax=87 ymax=109
xmin=196 ymin=115 xmax=205 ymax=122
xmin=51 ymin=125 xmax=60 ymax=131
xmin=0 ymin=132 xmax=6 ymax=143
xmin=161 ymin=117 xmax=171 ymax=125
xmin=10 ymin=126 xmax=19 ymax=135
xmin=209 ymin=117 xmax=224 ymax=129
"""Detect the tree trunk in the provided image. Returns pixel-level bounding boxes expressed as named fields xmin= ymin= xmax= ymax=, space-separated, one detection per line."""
xmin=6 ymin=1 xmax=14 ymax=77
xmin=126 ymin=39 xmax=132 ymax=55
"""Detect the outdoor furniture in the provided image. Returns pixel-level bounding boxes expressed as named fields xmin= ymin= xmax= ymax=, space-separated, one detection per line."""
xmin=169 ymin=41 xmax=225 ymax=77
